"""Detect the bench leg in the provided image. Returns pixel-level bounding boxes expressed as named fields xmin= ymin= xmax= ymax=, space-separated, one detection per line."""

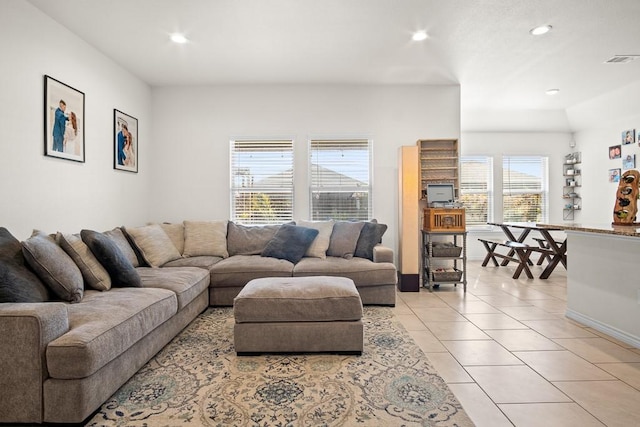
xmin=512 ymin=249 xmax=534 ymax=279
xmin=481 ymin=241 xmax=499 ymax=267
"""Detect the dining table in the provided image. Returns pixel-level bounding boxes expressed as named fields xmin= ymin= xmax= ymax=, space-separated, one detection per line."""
xmin=487 ymin=222 xmax=567 ymax=279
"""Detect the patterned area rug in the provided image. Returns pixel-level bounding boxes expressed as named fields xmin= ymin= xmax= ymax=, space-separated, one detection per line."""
xmin=87 ymin=307 xmax=474 ymax=427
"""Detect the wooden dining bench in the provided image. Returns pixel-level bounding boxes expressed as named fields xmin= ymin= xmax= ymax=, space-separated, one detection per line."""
xmin=531 ymin=237 xmax=562 ymax=265
xmin=477 ymin=238 xmax=537 ymax=279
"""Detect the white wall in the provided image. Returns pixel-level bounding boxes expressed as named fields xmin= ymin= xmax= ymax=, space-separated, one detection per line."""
xmin=0 ymin=1 xmax=152 ymax=239
xmin=567 ymin=80 xmax=640 ymax=224
xmin=149 ymin=84 xmax=461 ymax=256
xmin=461 ymin=132 xmax=574 ymax=259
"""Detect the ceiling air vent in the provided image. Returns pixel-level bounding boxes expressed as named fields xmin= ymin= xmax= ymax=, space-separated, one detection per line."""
xmin=604 ymin=55 xmax=640 ymax=64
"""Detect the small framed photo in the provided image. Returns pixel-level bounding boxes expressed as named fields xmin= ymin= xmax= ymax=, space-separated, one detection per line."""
xmin=609 ymin=145 xmax=621 ymax=160
xmin=609 ymin=168 xmax=621 ymax=183
xmin=114 ymin=109 xmax=138 ymax=173
xmin=43 ymin=75 xmax=85 ymax=162
xmin=623 ymin=154 xmax=636 ymax=170
xmin=622 ymin=129 xmax=635 ymax=145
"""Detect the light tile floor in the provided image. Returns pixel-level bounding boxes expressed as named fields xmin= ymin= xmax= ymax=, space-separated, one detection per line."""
xmin=395 ymin=261 xmax=640 ymax=427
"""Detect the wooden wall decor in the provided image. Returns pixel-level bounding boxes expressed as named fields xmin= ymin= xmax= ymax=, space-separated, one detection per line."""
xmin=613 ymin=169 xmax=640 ymax=225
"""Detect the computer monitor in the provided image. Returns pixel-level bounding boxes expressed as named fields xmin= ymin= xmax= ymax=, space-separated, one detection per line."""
xmin=426 ymin=184 xmax=454 ymax=203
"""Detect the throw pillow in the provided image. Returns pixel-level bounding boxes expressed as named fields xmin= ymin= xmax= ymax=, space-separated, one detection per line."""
xmin=160 ymin=222 xmax=185 ymax=255
xmin=227 ymin=222 xmax=282 ymax=256
xmin=261 ymin=224 xmax=319 ymax=264
xmin=81 ymin=229 xmax=142 ymax=288
xmin=296 ymin=219 xmax=334 ymax=259
xmin=0 ymin=260 xmax=50 ymax=303
xmin=104 ymin=227 xmax=140 ymax=267
xmin=0 ymin=227 xmax=25 ymax=264
xmin=56 ymin=232 xmax=112 ymax=291
xmin=183 ymin=220 xmax=229 ymax=258
xmin=124 ymin=224 xmax=182 ymax=267
xmin=22 ymin=231 xmax=84 ymax=303
xmin=327 ymin=221 xmax=365 ymax=259
xmin=354 ymin=221 xmax=388 ymax=261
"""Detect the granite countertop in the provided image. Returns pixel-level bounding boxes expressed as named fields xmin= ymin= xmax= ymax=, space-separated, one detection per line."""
xmin=537 ymin=222 xmax=640 ymax=237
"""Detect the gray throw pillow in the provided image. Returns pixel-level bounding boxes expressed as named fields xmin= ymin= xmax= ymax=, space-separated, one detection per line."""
xmin=0 ymin=226 xmax=25 ymax=264
xmin=261 ymin=224 xmax=319 ymax=264
xmin=124 ymin=224 xmax=182 ymax=267
xmin=227 ymin=222 xmax=283 ymax=256
xmin=160 ymin=223 xmax=185 ymax=255
xmin=327 ymin=221 xmax=365 ymax=259
xmin=0 ymin=261 xmax=50 ymax=303
xmin=354 ymin=221 xmax=388 ymax=261
xmin=104 ymin=227 xmax=140 ymax=267
xmin=183 ymin=220 xmax=229 ymax=258
xmin=22 ymin=231 xmax=84 ymax=303
xmin=57 ymin=232 xmax=112 ymax=291
xmin=81 ymin=230 xmax=142 ymax=288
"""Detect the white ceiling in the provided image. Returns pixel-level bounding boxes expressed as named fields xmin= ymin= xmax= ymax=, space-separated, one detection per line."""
xmin=28 ymin=0 xmax=640 ymax=117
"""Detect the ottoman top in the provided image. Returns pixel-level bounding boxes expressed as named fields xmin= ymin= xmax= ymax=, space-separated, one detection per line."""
xmin=234 ymin=276 xmax=363 ymax=323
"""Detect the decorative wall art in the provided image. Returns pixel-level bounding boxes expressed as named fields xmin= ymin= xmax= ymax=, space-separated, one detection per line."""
xmin=113 ymin=109 xmax=138 ymax=173
xmin=609 ymin=145 xmax=621 ymax=160
xmin=621 ymin=129 xmax=635 ymax=145
xmin=43 ymin=75 xmax=85 ymax=162
xmin=623 ymin=154 xmax=636 ymax=170
xmin=609 ymin=168 xmax=621 ymax=183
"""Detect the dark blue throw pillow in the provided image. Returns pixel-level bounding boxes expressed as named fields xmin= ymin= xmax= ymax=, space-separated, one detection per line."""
xmin=354 ymin=221 xmax=388 ymax=261
xmin=261 ymin=224 xmax=319 ymax=264
xmin=81 ymin=229 xmax=142 ymax=288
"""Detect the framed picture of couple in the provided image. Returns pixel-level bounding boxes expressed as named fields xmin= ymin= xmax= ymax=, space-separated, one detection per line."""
xmin=113 ymin=109 xmax=138 ymax=173
xmin=44 ymin=75 xmax=85 ymax=162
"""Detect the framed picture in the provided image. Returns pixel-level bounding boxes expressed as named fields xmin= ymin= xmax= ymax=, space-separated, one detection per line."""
xmin=609 ymin=145 xmax=621 ymax=160
xmin=609 ymin=168 xmax=621 ymax=183
xmin=113 ymin=109 xmax=138 ymax=173
xmin=44 ymin=75 xmax=85 ymax=162
xmin=623 ymin=154 xmax=636 ymax=170
xmin=622 ymin=129 xmax=635 ymax=145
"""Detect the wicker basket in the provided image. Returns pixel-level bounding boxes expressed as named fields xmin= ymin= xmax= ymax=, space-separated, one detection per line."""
xmin=431 ymin=268 xmax=463 ymax=282
xmin=432 ymin=245 xmax=462 ymax=257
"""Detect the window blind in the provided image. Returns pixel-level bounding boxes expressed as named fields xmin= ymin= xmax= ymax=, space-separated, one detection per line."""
xmin=230 ymin=139 xmax=294 ymax=224
xmin=309 ymin=139 xmax=371 ymax=220
xmin=460 ymin=156 xmax=493 ymax=227
xmin=502 ymin=155 xmax=549 ymax=223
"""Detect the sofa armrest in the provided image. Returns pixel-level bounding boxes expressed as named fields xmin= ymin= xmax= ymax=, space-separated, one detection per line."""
xmin=372 ymin=245 xmax=394 ymax=264
xmin=0 ymin=303 xmax=69 ymax=423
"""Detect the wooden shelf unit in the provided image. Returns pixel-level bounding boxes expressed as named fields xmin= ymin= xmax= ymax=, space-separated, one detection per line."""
xmin=418 ymin=139 xmax=460 ymax=202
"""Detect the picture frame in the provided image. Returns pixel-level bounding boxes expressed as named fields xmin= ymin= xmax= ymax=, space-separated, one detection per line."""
xmin=113 ymin=109 xmax=138 ymax=173
xmin=44 ymin=75 xmax=85 ymax=162
xmin=609 ymin=145 xmax=621 ymax=160
xmin=623 ymin=154 xmax=636 ymax=170
xmin=609 ymin=168 xmax=621 ymax=183
xmin=621 ymin=129 xmax=635 ymax=145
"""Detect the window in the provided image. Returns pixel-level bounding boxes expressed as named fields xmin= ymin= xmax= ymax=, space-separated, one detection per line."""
xmin=460 ymin=156 xmax=493 ymax=227
xmin=502 ymin=155 xmax=549 ymax=222
xmin=309 ymin=138 xmax=371 ymax=220
xmin=230 ymin=139 xmax=293 ymax=224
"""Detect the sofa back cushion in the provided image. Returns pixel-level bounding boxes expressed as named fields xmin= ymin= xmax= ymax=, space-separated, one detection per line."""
xmin=160 ymin=222 xmax=185 ymax=255
xmin=57 ymin=232 xmax=112 ymax=291
xmin=227 ymin=222 xmax=282 ymax=256
xmin=81 ymin=230 xmax=142 ymax=288
xmin=261 ymin=224 xmax=319 ymax=264
xmin=183 ymin=220 xmax=229 ymax=258
xmin=124 ymin=224 xmax=182 ymax=267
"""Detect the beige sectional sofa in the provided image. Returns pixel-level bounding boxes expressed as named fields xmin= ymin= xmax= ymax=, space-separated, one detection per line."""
xmin=0 ymin=219 xmax=396 ymax=424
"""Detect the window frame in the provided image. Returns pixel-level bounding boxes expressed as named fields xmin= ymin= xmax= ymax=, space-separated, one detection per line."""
xmin=460 ymin=155 xmax=494 ymax=230
xmin=502 ymin=155 xmax=549 ymax=224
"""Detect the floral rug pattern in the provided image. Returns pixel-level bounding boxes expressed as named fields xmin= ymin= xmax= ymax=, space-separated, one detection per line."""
xmin=87 ymin=307 xmax=474 ymax=426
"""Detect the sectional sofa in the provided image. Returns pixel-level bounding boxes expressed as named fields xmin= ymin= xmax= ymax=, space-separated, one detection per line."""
xmin=0 ymin=219 xmax=396 ymax=424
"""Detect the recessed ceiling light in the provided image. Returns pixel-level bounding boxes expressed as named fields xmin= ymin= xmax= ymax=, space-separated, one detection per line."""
xmin=170 ymin=33 xmax=188 ymax=44
xmin=412 ymin=31 xmax=428 ymax=41
xmin=530 ymin=25 xmax=552 ymax=36
xmin=546 ymin=88 xmax=560 ymax=95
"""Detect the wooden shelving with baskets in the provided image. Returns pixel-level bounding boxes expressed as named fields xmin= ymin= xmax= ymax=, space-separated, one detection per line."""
xmin=421 ymin=229 xmax=467 ymax=292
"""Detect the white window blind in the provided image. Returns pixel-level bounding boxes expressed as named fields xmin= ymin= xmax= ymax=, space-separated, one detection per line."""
xmin=460 ymin=156 xmax=493 ymax=227
xmin=503 ymin=155 xmax=549 ymax=223
xmin=230 ymin=139 xmax=293 ymax=224
xmin=309 ymin=139 xmax=371 ymax=220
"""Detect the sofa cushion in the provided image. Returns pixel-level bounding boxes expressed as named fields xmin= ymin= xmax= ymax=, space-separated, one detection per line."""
xmin=125 ymin=224 xmax=182 ymax=267
xmin=227 ymin=222 xmax=282 ymax=256
xmin=293 ymin=256 xmax=397 ymax=287
xmin=136 ymin=266 xmax=209 ymax=309
xmin=81 ymin=230 xmax=142 ymax=288
xmin=327 ymin=221 xmax=365 ymax=259
xmin=104 ymin=227 xmax=140 ymax=267
xmin=210 ymin=255 xmax=294 ymax=288
xmin=163 ymin=255 xmax=223 ymax=269
xmin=57 ymin=232 xmax=111 ymax=291
xmin=160 ymin=222 xmax=185 ymax=255
xmin=46 ymin=287 xmax=177 ymax=379
xmin=354 ymin=221 xmax=388 ymax=260
xmin=22 ymin=231 xmax=84 ymax=303
xmin=183 ymin=220 xmax=229 ymax=258
xmin=0 ymin=226 xmax=25 ymax=264
xmin=0 ymin=260 xmax=50 ymax=302
xmin=297 ymin=219 xmax=334 ymax=259
xmin=261 ymin=224 xmax=319 ymax=264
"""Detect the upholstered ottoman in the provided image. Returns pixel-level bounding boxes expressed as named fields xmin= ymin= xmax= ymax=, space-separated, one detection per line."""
xmin=233 ymin=276 xmax=364 ymax=355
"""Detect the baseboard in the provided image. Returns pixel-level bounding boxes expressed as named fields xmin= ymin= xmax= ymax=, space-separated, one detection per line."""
xmin=397 ymin=273 xmax=419 ymax=292
xmin=566 ymin=308 xmax=640 ymax=348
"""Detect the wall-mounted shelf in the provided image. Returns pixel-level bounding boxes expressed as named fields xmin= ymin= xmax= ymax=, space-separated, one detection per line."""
xmin=563 ymin=152 xmax=581 ymax=220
